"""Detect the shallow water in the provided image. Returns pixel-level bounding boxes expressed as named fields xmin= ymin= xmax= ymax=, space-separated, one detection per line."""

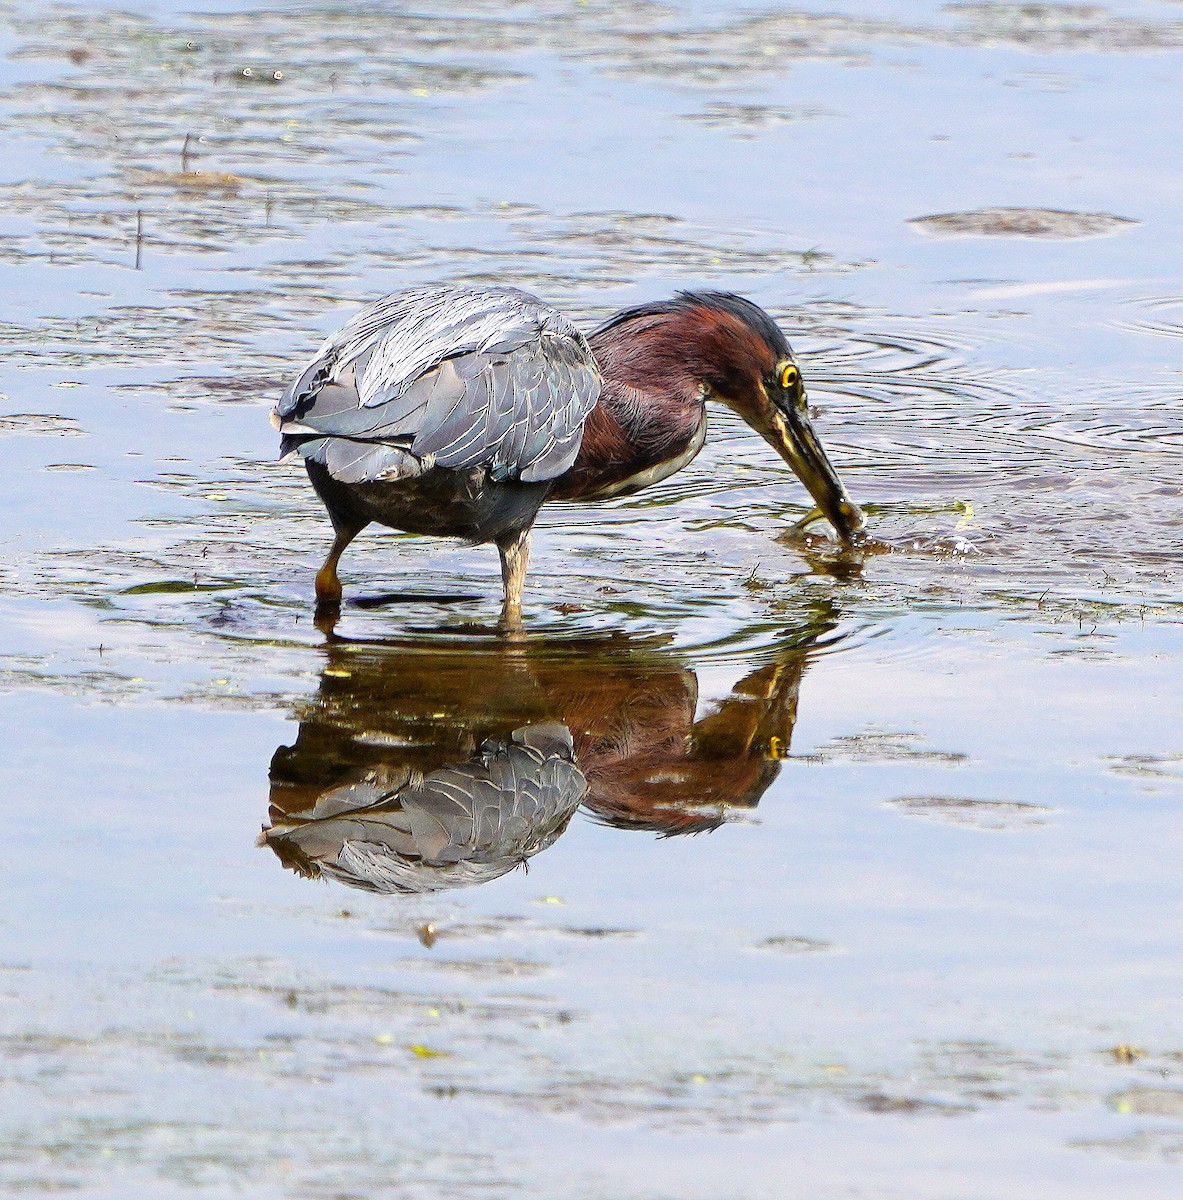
xmin=1 ymin=0 xmax=1182 ymax=1195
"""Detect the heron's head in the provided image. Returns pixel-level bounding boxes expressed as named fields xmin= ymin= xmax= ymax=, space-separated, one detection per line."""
xmin=670 ymin=292 xmax=865 ymax=542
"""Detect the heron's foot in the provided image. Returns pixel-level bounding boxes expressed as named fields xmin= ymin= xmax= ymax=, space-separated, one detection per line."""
xmin=314 ymin=563 xmax=344 ymax=636
xmin=314 ymin=520 xmax=366 ymax=613
xmin=314 ymin=563 xmax=343 ymax=607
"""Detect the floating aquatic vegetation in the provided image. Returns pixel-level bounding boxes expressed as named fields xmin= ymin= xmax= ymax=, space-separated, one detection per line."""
xmin=909 ymin=208 xmax=1139 ymax=239
xmin=0 ymin=412 xmax=86 ymax=436
xmin=884 ymin=795 xmax=1054 ymax=831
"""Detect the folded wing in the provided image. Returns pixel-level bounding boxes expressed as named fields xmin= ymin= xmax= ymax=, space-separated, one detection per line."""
xmin=273 ymin=285 xmax=602 ymax=485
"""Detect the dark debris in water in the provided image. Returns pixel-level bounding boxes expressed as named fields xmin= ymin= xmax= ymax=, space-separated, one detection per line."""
xmin=944 ymin=4 xmax=1183 ymax=51
xmin=809 ymin=728 xmax=971 ymax=767
xmin=0 ymin=412 xmax=86 ymax=437
xmin=909 ymin=207 xmax=1139 ymax=240
xmin=757 ymin=935 xmax=833 ymax=954
xmin=885 ymin=795 xmax=1054 ymax=831
xmin=391 ymin=915 xmax=642 ymax=944
xmin=855 ymin=1091 xmax=974 ymax=1116
xmin=1104 ymin=752 xmax=1183 ymax=785
xmin=679 ymin=102 xmax=832 ymax=136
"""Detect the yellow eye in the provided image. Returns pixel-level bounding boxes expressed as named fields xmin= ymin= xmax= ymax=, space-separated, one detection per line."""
xmin=779 ymin=363 xmax=799 ymax=390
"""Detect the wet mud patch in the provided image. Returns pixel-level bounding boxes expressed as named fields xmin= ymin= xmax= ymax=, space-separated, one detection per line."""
xmin=855 ymin=1091 xmax=974 ymax=1115
xmin=116 ymin=369 xmax=283 ymax=408
xmin=0 ymin=664 xmax=150 ymax=703
xmin=1105 ymin=753 xmax=1183 ymax=788
xmin=910 ymin=208 xmax=1139 ymax=239
xmin=679 ymin=102 xmax=832 ymax=136
xmin=0 ymin=1111 xmax=505 ymax=1197
xmin=756 ymin=935 xmax=834 ymax=954
xmin=378 ymin=914 xmax=643 ymax=944
xmin=943 ymin=4 xmax=1183 ymax=51
xmin=807 ymin=727 xmax=971 ymax=766
xmin=0 ymin=412 xmax=86 ymax=436
xmin=395 ymin=955 xmax=552 ymax=980
xmin=884 ymin=795 xmax=1054 ymax=831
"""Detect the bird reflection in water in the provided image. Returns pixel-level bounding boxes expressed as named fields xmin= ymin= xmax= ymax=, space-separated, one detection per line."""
xmin=262 ymin=607 xmax=838 ymax=892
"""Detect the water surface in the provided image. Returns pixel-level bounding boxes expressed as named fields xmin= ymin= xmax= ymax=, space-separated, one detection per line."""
xmin=1 ymin=1 xmax=1182 ymax=1196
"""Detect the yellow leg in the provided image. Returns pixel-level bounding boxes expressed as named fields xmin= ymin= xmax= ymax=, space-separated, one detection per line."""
xmin=315 ymin=523 xmax=364 ymax=609
xmin=497 ymin=529 xmax=531 ymax=626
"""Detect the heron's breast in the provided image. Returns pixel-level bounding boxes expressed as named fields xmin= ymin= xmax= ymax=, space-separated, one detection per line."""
xmin=572 ymin=413 xmax=708 ymax=502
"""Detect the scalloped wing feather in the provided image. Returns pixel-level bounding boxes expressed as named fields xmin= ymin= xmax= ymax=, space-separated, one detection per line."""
xmin=274 ymin=285 xmax=600 ymax=485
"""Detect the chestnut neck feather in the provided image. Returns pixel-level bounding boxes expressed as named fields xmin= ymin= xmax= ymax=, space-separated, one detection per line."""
xmin=551 ymin=304 xmax=775 ymax=501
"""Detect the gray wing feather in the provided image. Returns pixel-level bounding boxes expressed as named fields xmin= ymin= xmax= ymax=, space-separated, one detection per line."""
xmin=296 ymin=437 xmax=425 ymax=485
xmin=274 ymin=285 xmax=601 ymax=485
xmin=262 ymin=722 xmax=587 ymax=894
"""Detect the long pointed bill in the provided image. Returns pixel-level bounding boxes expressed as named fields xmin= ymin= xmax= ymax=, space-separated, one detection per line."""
xmin=766 ymin=408 xmax=865 ymax=543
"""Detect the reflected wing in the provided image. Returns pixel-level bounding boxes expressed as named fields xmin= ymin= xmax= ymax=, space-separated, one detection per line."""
xmin=273 ymin=285 xmax=601 ymax=484
xmin=260 ymin=722 xmax=587 ymax=894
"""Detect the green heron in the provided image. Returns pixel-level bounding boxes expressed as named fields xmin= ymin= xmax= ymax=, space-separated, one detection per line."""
xmin=274 ymin=285 xmax=865 ymax=617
